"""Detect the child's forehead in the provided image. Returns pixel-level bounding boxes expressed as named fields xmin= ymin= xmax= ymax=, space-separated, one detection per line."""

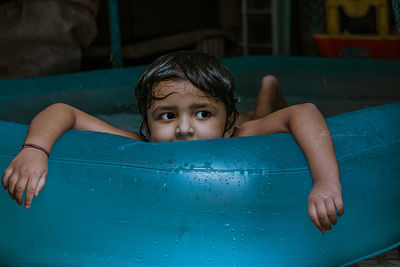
xmin=152 ymin=80 xmax=210 ymax=99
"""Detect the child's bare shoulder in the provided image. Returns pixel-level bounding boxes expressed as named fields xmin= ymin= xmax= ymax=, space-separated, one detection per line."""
xmin=231 ymin=109 xmax=292 ymax=137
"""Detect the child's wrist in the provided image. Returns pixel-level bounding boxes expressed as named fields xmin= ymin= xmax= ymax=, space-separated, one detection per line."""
xmin=21 ymin=143 xmax=50 ymax=158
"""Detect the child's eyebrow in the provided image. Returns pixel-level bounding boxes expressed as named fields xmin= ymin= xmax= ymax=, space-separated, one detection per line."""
xmin=189 ymin=103 xmax=217 ymax=110
xmin=151 ymin=105 xmax=176 ymax=113
xmin=151 ymin=103 xmax=218 ymax=114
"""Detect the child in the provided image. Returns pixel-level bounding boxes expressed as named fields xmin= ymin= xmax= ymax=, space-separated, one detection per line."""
xmin=2 ymin=50 xmax=343 ymax=233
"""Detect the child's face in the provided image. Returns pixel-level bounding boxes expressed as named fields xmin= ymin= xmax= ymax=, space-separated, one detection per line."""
xmin=145 ymin=80 xmax=228 ymax=142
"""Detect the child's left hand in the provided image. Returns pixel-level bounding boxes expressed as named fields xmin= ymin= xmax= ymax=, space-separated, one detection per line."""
xmin=307 ymin=181 xmax=344 ymax=233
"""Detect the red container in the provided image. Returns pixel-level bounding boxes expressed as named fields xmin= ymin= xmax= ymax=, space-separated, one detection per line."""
xmin=313 ymin=34 xmax=400 ymax=59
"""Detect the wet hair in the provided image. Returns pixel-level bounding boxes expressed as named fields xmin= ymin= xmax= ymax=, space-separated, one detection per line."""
xmin=135 ymin=50 xmax=239 ymax=137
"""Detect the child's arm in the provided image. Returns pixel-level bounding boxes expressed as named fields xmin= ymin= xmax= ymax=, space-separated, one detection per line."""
xmin=2 ymin=103 xmax=143 ymax=208
xmin=234 ymin=103 xmax=344 ymax=233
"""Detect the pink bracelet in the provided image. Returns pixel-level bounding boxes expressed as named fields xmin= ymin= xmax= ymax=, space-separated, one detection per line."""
xmin=21 ymin=143 xmax=50 ymax=158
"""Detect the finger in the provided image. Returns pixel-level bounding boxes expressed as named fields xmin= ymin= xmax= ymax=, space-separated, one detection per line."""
xmin=25 ymin=176 xmax=41 ymax=209
xmin=7 ymin=173 xmax=20 ymax=200
xmin=334 ymin=195 xmax=344 ymax=216
xmin=315 ymin=199 xmax=332 ymax=231
xmin=13 ymin=175 xmax=29 ymax=206
xmin=325 ymin=198 xmax=337 ymax=225
xmin=308 ymin=202 xmax=325 ymax=233
xmin=2 ymin=167 xmax=13 ymax=189
xmin=35 ymin=173 xmax=47 ymax=196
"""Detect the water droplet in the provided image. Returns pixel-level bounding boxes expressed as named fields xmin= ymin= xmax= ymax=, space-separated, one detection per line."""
xmin=224 ymin=223 xmax=230 ymax=228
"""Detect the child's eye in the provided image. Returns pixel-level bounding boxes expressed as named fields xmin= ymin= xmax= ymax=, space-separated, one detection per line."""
xmin=195 ymin=111 xmax=211 ymax=119
xmin=160 ymin=112 xmax=175 ymax=120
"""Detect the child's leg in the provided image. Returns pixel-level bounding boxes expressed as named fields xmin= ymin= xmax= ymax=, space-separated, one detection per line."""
xmin=251 ymin=75 xmax=287 ymax=119
xmin=236 ymin=75 xmax=287 ymax=127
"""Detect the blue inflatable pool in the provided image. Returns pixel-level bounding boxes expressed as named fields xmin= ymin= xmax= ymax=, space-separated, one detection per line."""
xmin=0 ymin=56 xmax=399 ymax=266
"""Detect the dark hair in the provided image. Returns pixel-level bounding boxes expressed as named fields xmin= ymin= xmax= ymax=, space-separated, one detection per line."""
xmin=135 ymin=50 xmax=239 ymax=137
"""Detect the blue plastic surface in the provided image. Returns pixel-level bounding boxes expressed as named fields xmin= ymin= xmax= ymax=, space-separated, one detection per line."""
xmin=0 ymin=56 xmax=400 ymax=266
xmin=0 ymin=102 xmax=399 ymax=266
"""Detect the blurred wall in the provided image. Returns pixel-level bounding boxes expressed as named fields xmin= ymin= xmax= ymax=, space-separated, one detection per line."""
xmin=0 ymin=0 xmax=99 ymax=79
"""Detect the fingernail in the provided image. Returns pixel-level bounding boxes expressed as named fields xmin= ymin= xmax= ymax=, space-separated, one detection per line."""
xmin=25 ymin=205 xmax=30 ymax=209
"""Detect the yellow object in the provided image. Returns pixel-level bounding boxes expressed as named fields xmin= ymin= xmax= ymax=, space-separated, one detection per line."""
xmin=325 ymin=0 xmax=389 ymax=35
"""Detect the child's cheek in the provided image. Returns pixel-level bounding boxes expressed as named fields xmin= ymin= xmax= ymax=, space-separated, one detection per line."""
xmin=149 ymin=124 xmax=175 ymax=142
xmin=196 ymin=121 xmax=225 ymax=139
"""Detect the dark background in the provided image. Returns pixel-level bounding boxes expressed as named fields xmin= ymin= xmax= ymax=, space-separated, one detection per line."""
xmin=0 ymin=0 xmax=398 ymax=78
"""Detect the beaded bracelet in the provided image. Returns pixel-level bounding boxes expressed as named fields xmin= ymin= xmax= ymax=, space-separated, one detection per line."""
xmin=21 ymin=143 xmax=50 ymax=158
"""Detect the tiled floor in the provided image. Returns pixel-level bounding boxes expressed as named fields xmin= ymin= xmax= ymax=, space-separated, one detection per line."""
xmin=349 ymin=247 xmax=400 ymax=267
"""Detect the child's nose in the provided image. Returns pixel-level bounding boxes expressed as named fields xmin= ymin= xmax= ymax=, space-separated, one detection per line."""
xmin=176 ymin=116 xmax=194 ymax=137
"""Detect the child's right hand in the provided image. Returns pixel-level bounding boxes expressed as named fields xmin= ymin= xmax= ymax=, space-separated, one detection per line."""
xmin=2 ymin=148 xmax=48 ymax=208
